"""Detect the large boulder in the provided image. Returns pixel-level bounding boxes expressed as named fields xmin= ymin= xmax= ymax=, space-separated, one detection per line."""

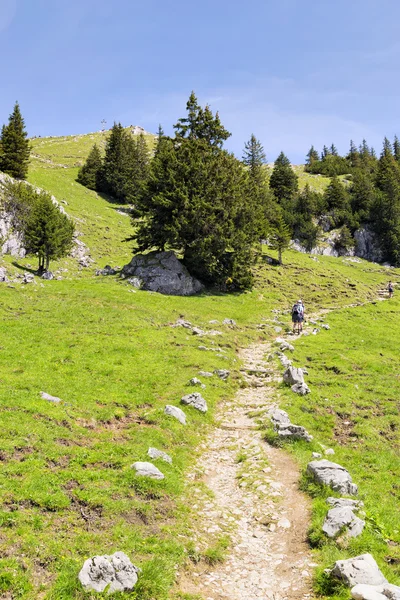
xmin=277 ymin=423 xmax=313 ymax=442
xmin=351 ymin=584 xmax=400 ymax=600
xmin=283 ymin=367 xmax=304 ymax=386
xmin=306 ymin=459 xmax=358 ymax=494
xmin=131 ymin=461 xmax=164 ymax=480
xmin=322 ymin=505 xmax=365 ymax=538
xmin=121 ymin=251 xmax=203 ymax=296
xmin=78 ymin=551 xmax=140 ymax=593
xmin=332 ymin=554 xmax=387 ymax=587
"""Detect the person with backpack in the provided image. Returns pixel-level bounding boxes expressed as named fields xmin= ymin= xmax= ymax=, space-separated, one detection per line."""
xmin=388 ymin=281 xmax=394 ymax=298
xmin=291 ymin=299 xmax=304 ymax=334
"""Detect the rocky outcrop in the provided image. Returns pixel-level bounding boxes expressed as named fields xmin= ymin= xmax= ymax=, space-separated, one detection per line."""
xmin=78 ymin=551 xmax=140 ymax=593
xmin=322 ymin=505 xmax=365 ymax=538
xmin=122 ymin=251 xmax=203 ymax=296
xmin=354 ymin=227 xmax=383 ymax=263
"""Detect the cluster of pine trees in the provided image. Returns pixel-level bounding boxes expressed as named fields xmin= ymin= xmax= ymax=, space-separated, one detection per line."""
xmin=77 ymin=124 xmax=150 ymax=203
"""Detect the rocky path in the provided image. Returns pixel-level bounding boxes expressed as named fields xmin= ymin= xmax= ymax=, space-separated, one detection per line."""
xmin=178 ymin=338 xmax=315 ymax=600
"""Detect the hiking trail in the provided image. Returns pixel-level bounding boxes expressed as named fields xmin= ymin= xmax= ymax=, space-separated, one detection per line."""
xmin=177 ymin=331 xmax=315 ymax=600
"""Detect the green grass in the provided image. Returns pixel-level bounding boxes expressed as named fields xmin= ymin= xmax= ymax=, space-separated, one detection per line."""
xmin=269 ymin=297 xmax=400 ymax=597
xmin=0 ymin=132 xmax=398 ymax=598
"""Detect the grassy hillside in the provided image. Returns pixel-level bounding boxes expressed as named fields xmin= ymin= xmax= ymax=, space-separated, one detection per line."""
xmin=0 ymin=132 xmax=397 ymax=599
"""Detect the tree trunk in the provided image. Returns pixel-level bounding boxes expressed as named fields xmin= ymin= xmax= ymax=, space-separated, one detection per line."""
xmin=45 ymin=254 xmax=50 ymax=272
xmin=278 ymin=248 xmax=283 ymax=265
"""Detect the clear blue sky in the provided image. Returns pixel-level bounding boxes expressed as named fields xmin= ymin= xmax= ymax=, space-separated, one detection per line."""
xmin=1 ymin=0 xmax=400 ymax=163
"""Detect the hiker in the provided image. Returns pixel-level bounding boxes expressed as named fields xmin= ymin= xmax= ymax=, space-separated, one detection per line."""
xmin=388 ymin=281 xmax=394 ymax=298
xmin=292 ymin=299 xmax=304 ymax=334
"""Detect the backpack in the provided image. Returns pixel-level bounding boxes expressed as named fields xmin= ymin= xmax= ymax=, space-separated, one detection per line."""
xmin=292 ymin=303 xmax=301 ymax=316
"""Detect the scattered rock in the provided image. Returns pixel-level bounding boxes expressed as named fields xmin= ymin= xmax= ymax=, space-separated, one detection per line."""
xmin=181 ymin=392 xmax=207 ymax=413
xmin=121 ymin=251 xmax=203 ymax=296
xmin=0 ymin=266 xmax=8 ymax=282
xmin=325 ymin=448 xmax=335 ymax=455
xmin=280 ymin=341 xmax=295 ymax=352
xmin=291 ymin=382 xmax=311 ymax=395
xmin=279 ymin=354 xmax=292 ymax=368
xmin=148 ymin=447 xmax=172 ymax=464
xmin=95 ymin=265 xmax=117 ymax=276
xmin=274 ymin=326 xmax=282 ymax=333
xmin=351 ymin=584 xmax=400 ymax=600
xmin=189 ymin=377 xmax=206 ymax=389
xmin=269 ymin=408 xmax=291 ymax=427
xmin=277 ymin=423 xmax=313 ymax=442
xmin=332 ymin=554 xmax=387 ymax=587
xmin=323 ymin=505 xmax=365 ymax=538
xmin=199 ymin=371 xmax=213 ymax=378
xmin=307 ymin=459 xmax=358 ymax=494
xmin=173 ymin=318 xmax=192 ymax=329
xmin=164 ymin=405 xmax=186 ymax=424
xmin=312 ymin=328 xmax=320 ymax=335
xmin=321 ymin=323 xmax=331 ymax=330
xmin=283 ymin=366 xmax=304 ymax=386
xmin=223 ymin=318 xmax=236 ymax=326
xmin=312 ymin=452 xmax=322 ymax=458
xmin=192 ymin=326 xmax=206 ymax=335
xmin=209 ymin=319 xmax=219 ymax=324
xmin=40 ymin=391 xmax=62 ymax=403
xmin=132 ymin=461 xmax=165 ymax=480
xmin=22 ymin=272 xmax=35 ymax=284
xmin=127 ymin=277 xmax=142 ymax=289
xmin=214 ymin=369 xmax=230 ymax=380
xmin=78 ymin=551 xmax=140 ymax=593
xmin=327 ymin=497 xmax=364 ymax=509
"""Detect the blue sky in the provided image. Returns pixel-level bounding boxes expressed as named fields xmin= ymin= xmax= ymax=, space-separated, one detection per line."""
xmin=1 ymin=0 xmax=400 ymax=163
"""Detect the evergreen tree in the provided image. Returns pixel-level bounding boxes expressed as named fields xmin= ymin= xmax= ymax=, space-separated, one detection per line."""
xmin=350 ymin=170 xmax=376 ymax=226
xmin=127 ymin=133 xmax=151 ymax=202
xmin=382 ymin=137 xmax=393 ymax=158
xmin=305 ymin=146 xmax=319 ymax=166
xmin=0 ymin=102 xmax=31 ymax=179
xmin=243 ymin=134 xmax=266 ymax=169
xmin=321 ymin=145 xmax=330 ymax=160
xmin=268 ymin=216 xmax=291 ymax=265
xmin=394 ymin=136 xmax=400 ymax=162
xmin=323 ymin=176 xmax=351 ymax=228
xmin=97 ymin=122 xmax=134 ymax=201
xmin=174 ymin=91 xmax=231 ymax=147
xmin=77 ymin=144 xmax=102 ymax=190
xmin=23 ymin=190 xmax=74 ymax=272
xmin=294 ymin=185 xmax=322 ymax=252
xmin=269 ymin=152 xmax=298 ymax=203
xmin=347 ymin=140 xmax=360 ymax=168
xmin=330 ymin=143 xmax=339 ymax=156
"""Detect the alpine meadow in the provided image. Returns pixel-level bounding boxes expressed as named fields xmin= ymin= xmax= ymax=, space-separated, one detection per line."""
xmin=0 ymin=91 xmax=400 ymax=600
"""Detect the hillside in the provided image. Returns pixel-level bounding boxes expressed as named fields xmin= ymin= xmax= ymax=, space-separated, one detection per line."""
xmin=0 ymin=133 xmax=399 ymax=599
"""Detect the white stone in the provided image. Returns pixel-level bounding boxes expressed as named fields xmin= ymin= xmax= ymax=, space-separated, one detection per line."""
xmin=132 ymin=461 xmax=164 ymax=479
xmin=78 ymin=551 xmax=139 ymax=593
xmin=164 ymin=404 xmax=186 ymax=424
xmin=332 ymin=554 xmax=387 ymax=587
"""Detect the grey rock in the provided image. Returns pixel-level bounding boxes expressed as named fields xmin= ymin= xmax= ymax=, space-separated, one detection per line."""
xmin=78 ymin=551 xmax=139 ymax=593
xmin=383 ymin=584 xmax=400 ymax=600
xmin=309 ymin=319 xmax=318 ymax=325
xmin=307 ymin=459 xmax=358 ymax=495
xmin=277 ymin=423 xmax=313 ymax=442
xmin=192 ymin=326 xmax=206 ymax=335
xmin=283 ymin=366 xmax=304 ymax=386
xmin=40 ymin=391 xmax=62 ymax=403
xmin=269 ymin=408 xmax=291 ymax=427
xmin=323 ymin=506 xmax=365 ymax=538
xmin=147 ymin=447 xmax=172 ymax=464
xmin=199 ymin=371 xmax=213 ymax=378
xmin=325 ymin=448 xmax=335 ymax=455
xmin=181 ymin=392 xmax=207 ymax=413
xmin=312 ymin=452 xmax=322 ymax=458
xmin=121 ymin=251 xmax=203 ymax=296
xmin=209 ymin=319 xmax=219 ymax=324
xmin=223 ymin=318 xmax=236 ymax=326
xmin=96 ymin=265 xmax=117 ymax=276
xmin=291 ymin=382 xmax=311 ymax=395
xmin=280 ymin=354 xmax=292 ymax=368
xmin=274 ymin=326 xmax=282 ymax=333
xmin=173 ymin=318 xmax=192 ymax=329
xmin=354 ymin=227 xmax=383 ymax=263
xmin=351 ymin=584 xmax=388 ymax=600
xmin=132 ymin=461 xmax=164 ymax=480
xmin=312 ymin=328 xmax=320 ymax=335
xmin=23 ymin=272 xmax=35 ymax=284
xmin=164 ymin=404 xmax=186 ymax=424
xmin=332 ymin=554 xmax=387 ymax=587
xmin=41 ymin=271 xmax=54 ymax=280
xmin=321 ymin=323 xmax=331 ymax=330
xmin=127 ymin=277 xmax=142 ymax=289
xmin=0 ymin=267 xmax=8 ymax=282
xmin=214 ymin=369 xmax=230 ymax=380
xmin=189 ymin=377 xmax=206 ymax=389
xmin=280 ymin=341 xmax=295 ymax=352
xmin=327 ymin=497 xmax=363 ymax=509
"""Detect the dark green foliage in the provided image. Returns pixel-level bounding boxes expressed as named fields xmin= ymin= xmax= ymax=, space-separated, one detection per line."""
xmin=96 ymin=123 xmax=150 ymax=203
xmin=294 ymin=185 xmax=322 ymax=252
xmin=323 ymin=176 xmax=352 ymax=228
xmin=305 ymin=146 xmax=319 ymax=166
xmin=0 ymin=102 xmax=31 ymax=179
xmin=133 ymin=98 xmax=255 ymax=289
xmin=334 ymin=225 xmax=354 ymax=254
xmin=243 ymin=134 xmax=266 ymax=169
xmin=174 ymin=91 xmax=231 ymax=147
xmin=6 ymin=182 xmax=74 ymax=271
xmin=268 ymin=215 xmax=291 ymax=264
xmin=305 ymin=154 xmax=350 ymax=177
xmin=76 ymin=143 xmax=102 ymax=190
xmin=350 ymin=169 xmax=376 ymax=226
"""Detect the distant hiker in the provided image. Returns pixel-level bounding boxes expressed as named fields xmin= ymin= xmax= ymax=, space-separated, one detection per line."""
xmin=388 ymin=281 xmax=394 ymax=298
xmin=291 ymin=299 xmax=304 ymax=334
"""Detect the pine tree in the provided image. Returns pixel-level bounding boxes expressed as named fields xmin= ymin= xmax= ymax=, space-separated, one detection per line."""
xmin=243 ymin=134 xmax=266 ymax=169
xmin=393 ymin=136 xmax=400 ymax=162
xmin=350 ymin=170 xmax=376 ymax=225
xmin=321 ymin=145 xmax=330 ymax=160
xmin=0 ymin=102 xmax=31 ymax=179
xmin=268 ymin=216 xmax=291 ymax=265
xmin=324 ymin=176 xmax=351 ymax=228
xmin=23 ymin=190 xmax=74 ymax=272
xmin=174 ymin=92 xmax=231 ymax=147
xmin=77 ymin=144 xmax=102 ymax=190
xmin=127 ymin=133 xmax=151 ymax=202
xmin=347 ymin=140 xmax=360 ymax=168
xmin=269 ymin=152 xmax=298 ymax=202
xmin=305 ymin=146 xmax=319 ymax=166
xmin=330 ymin=143 xmax=339 ymax=156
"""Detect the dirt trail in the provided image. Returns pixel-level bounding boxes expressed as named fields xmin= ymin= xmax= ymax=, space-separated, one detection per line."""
xmin=178 ymin=338 xmax=315 ymax=600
